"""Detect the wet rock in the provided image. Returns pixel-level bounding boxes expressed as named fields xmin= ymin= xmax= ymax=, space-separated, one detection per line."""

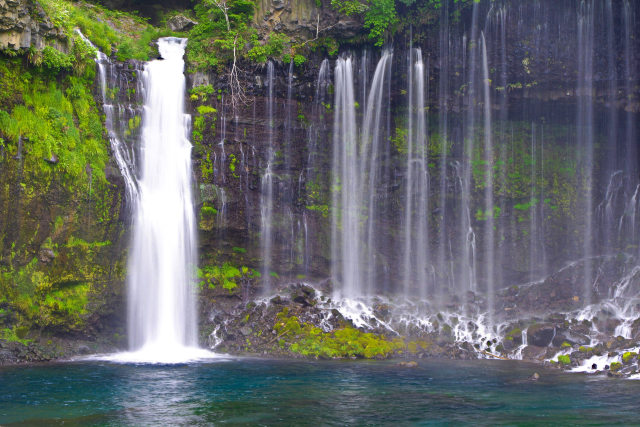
xmin=38 ymin=247 xmax=55 ymax=263
xmin=521 ymin=345 xmax=548 ymax=361
xmin=77 ymin=344 xmax=90 ymax=355
xmin=293 ymin=295 xmax=313 ymax=307
xmin=43 ymin=154 xmax=58 ymax=164
xmin=529 ymin=372 xmax=540 ymax=381
xmin=167 ymin=15 xmax=197 ymax=32
xmin=397 ymin=360 xmax=418 ymax=368
xmin=551 ymin=328 xmax=590 ymax=347
xmin=595 ymin=317 xmax=621 ymax=336
xmin=270 ymin=295 xmax=286 ymax=305
xmin=502 ymin=338 xmax=516 ymax=351
xmin=240 ymin=326 xmax=252 ymax=336
xmin=527 ymin=323 xmax=555 ymax=347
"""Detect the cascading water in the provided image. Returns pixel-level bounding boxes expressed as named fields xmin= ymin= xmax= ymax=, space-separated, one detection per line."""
xmin=331 ymin=56 xmax=359 ymax=299
xmin=189 ymin=0 xmax=639 ymax=363
xmin=260 ymin=61 xmax=275 ymax=293
xmin=577 ymin=0 xmax=595 ymax=306
xmin=402 ymin=48 xmax=430 ymax=300
xmin=110 ymin=38 xmax=212 ymax=363
xmin=331 ymin=52 xmax=392 ymax=299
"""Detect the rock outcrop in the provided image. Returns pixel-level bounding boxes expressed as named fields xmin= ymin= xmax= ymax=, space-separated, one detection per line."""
xmin=0 ymin=0 xmax=66 ymax=51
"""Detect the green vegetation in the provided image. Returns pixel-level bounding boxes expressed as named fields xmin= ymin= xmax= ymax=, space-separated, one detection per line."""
xmin=38 ymin=0 xmax=175 ymax=61
xmin=557 ymin=354 xmax=571 ymax=365
xmin=610 ymin=361 xmax=622 ymax=372
xmin=0 ymin=326 xmax=32 ymax=344
xmin=504 ymin=327 xmax=522 ymax=341
xmin=306 ymin=204 xmax=329 ymax=218
xmin=274 ymin=308 xmax=403 ymax=359
xmin=198 ymin=263 xmax=260 ymax=291
xmin=190 ymin=84 xmax=215 ymax=102
xmin=622 ymin=351 xmax=637 ymax=363
xmin=0 ymin=59 xmax=108 ymax=188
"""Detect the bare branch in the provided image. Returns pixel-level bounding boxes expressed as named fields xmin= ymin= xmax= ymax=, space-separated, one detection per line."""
xmin=297 ymin=15 xmax=339 ymax=48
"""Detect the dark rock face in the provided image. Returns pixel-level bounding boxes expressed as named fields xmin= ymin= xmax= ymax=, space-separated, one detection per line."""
xmin=527 ymin=324 xmax=555 ymax=347
xmin=252 ymin=0 xmax=362 ymax=40
xmin=521 ymin=345 xmax=548 ymax=361
xmin=0 ymin=0 xmax=66 ymax=51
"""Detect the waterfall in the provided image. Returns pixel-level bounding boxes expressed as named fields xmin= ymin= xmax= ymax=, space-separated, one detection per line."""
xmin=124 ymin=37 xmax=200 ymax=359
xmin=577 ymin=0 xmax=595 ymax=305
xmin=403 ymin=48 xmax=430 ymax=300
xmin=87 ymin=38 xmax=213 ymax=363
xmin=460 ymin=0 xmax=480 ymax=295
xmin=480 ymin=32 xmax=495 ymax=322
xmin=76 ymin=29 xmax=138 ymax=203
xmin=331 ymin=52 xmax=392 ymax=299
xmin=261 ymin=61 xmax=275 ymax=293
xmin=331 ymin=56 xmax=359 ymax=298
xmin=437 ymin=0 xmax=451 ymax=298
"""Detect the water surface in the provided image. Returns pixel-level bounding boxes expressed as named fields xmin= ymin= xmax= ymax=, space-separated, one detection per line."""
xmin=1 ymin=358 xmax=638 ymax=425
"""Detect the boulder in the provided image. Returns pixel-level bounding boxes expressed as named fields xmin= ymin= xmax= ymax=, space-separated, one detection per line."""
xmin=527 ymin=323 xmax=556 ymax=347
xmin=167 ymin=15 xmax=197 ymax=32
xmin=521 ymin=345 xmax=548 ymax=361
xmin=551 ymin=328 xmax=590 ymax=347
xmin=397 ymin=360 xmax=418 ymax=368
xmin=38 ymin=247 xmax=56 ymax=263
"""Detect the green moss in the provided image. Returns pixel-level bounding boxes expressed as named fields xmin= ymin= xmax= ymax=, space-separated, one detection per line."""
xmin=622 ymin=351 xmax=637 ymax=363
xmin=201 ymin=205 xmax=218 ymax=217
xmin=275 ymin=309 xmax=403 ymax=359
xmin=229 ymin=154 xmax=238 ymax=178
xmin=0 ymin=61 xmax=108 ymax=186
xmin=561 ymin=341 xmax=571 ymax=348
xmin=610 ymin=361 xmax=622 ymax=372
xmin=557 ymin=355 xmax=571 ymax=365
xmin=0 ymin=327 xmax=32 ymax=344
xmin=505 ymin=327 xmax=522 ymax=339
xmin=306 ymin=204 xmax=329 ymax=218
xmin=406 ymin=340 xmax=430 ymax=354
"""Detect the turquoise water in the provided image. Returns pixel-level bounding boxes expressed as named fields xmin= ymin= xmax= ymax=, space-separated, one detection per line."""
xmin=1 ymin=358 xmax=638 ymax=425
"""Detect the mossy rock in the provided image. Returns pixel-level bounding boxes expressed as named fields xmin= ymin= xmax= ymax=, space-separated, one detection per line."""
xmin=622 ymin=351 xmax=638 ymax=364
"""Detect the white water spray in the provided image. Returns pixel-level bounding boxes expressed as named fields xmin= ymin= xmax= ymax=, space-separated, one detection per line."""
xmin=115 ymin=38 xmax=212 ymax=363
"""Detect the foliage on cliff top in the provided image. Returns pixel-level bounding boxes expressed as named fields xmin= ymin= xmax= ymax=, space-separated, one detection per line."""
xmin=186 ymin=0 xmax=291 ymax=71
xmin=38 ymin=0 xmax=175 ymax=61
xmin=332 ymin=0 xmax=480 ymax=46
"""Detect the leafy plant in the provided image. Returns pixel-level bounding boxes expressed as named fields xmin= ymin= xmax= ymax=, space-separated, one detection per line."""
xmin=198 ymin=262 xmax=259 ymax=291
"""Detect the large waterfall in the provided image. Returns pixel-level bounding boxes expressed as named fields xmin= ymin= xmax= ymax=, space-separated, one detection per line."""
xmin=94 ymin=38 xmax=212 ymax=363
xmin=126 ymin=37 xmax=198 ymax=359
